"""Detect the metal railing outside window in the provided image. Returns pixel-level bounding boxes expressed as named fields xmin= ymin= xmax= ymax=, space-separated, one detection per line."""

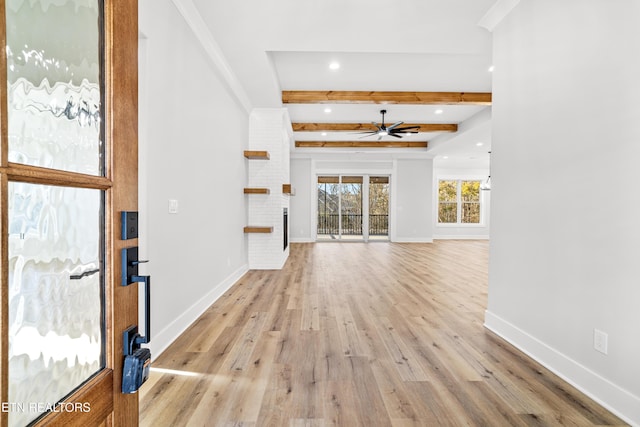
xmin=317 ymin=214 xmax=388 ymax=236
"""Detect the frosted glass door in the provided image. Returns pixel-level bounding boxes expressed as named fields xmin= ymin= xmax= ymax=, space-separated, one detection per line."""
xmin=4 ymin=0 xmax=105 ymax=425
xmin=7 ymin=184 xmax=104 ymax=426
xmin=6 ymin=0 xmax=103 ymax=175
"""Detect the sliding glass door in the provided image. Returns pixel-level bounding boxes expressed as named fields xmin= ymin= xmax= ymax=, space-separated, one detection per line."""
xmin=317 ymin=176 xmax=340 ymax=239
xmin=317 ymin=175 xmax=389 ymax=241
xmin=369 ymin=176 xmax=389 ymax=240
xmin=340 ymin=176 xmax=363 ymax=240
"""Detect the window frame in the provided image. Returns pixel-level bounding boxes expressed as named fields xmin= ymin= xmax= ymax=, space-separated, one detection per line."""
xmin=436 ymin=177 xmax=486 ymax=227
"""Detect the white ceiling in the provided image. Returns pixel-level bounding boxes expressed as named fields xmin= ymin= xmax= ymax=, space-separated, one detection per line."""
xmin=191 ymin=0 xmax=497 ymax=165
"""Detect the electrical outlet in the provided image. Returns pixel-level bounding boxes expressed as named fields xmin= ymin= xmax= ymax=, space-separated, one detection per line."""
xmin=594 ymin=329 xmax=608 ymax=355
xmin=168 ymin=199 xmax=179 ymax=214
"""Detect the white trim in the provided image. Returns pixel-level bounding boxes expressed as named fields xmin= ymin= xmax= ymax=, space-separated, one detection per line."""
xmin=477 ymin=0 xmax=521 ymax=32
xmin=436 ymin=224 xmax=486 ymax=228
xmin=170 ymin=0 xmax=252 ymax=113
xmin=290 ymin=237 xmax=315 ymax=243
xmin=310 ymin=159 xmax=317 ymax=242
xmin=484 ymin=311 xmax=640 ymax=427
xmin=149 ymin=263 xmax=249 ymax=359
xmin=390 ymin=160 xmax=398 ymax=242
xmin=434 ymin=235 xmax=489 ymax=240
xmin=392 ymin=237 xmax=434 ymax=243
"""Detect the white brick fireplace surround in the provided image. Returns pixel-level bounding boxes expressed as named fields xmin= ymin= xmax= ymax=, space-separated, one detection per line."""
xmin=245 ymin=108 xmax=291 ymax=269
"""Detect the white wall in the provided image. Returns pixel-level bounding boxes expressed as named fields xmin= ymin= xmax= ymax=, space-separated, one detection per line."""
xmin=290 ymin=159 xmax=313 ymax=242
xmin=394 ymin=159 xmax=434 ymax=242
xmin=139 ymin=0 xmax=249 ymax=357
xmin=485 ymin=1 xmax=640 ymax=424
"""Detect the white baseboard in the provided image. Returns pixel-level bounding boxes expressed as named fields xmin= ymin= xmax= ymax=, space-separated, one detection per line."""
xmin=149 ymin=263 xmax=249 ymax=359
xmin=290 ymin=237 xmax=315 ymax=243
xmin=391 ymin=237 xmax=434 ymax=243
xmin=484 ymin=310 xmax=640 ymax=427
xmin=433 ymin=235 xmax=489 ymax=240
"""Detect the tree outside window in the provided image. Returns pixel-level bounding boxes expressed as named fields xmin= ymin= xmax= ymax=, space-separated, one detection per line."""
xmin=438 ymin=180 xmax=481 ymax=224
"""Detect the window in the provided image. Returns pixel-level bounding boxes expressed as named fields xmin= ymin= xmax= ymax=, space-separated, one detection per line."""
xmin=438 ymin=180 xmax=481 ymax=224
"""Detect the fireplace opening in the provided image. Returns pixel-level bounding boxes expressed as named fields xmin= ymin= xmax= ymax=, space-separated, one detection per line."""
xmin=283 ymin=208 xmax=288 ymax=251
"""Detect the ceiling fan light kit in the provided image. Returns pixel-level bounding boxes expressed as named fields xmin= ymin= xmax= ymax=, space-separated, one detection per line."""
xmin=359 ymin=109 xmax=420 ymax=140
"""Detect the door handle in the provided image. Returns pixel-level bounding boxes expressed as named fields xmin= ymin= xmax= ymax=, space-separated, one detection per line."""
xmin=130 ymin=275 xmax=150 ymax=345
xmin=121 ymin=246 xmax=152 ymax=394
xmin=121 ymin=247 xmax=151 ymax=344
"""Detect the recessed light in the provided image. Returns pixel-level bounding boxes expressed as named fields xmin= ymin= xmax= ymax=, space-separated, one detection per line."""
xmin=476 ymin=142 xmax=484 ymax=147
xmin=321 ymin=132 xmax=327 ymax=136
xmin=329 ymin=62 xmax=340 ymax=70
xmin=443 ymin=156 xmax=449 ymax=159
xmin=324 ymin=107 xmax=332 ymax=113
xmin=488 ymin=65 xmax=495 ymax=72
xmin=435 ymin=109 xmax=443 ymax=115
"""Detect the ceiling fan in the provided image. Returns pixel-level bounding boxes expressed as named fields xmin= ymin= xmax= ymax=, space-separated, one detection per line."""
xmin=359 ymin=109 xmax=420 ymax=140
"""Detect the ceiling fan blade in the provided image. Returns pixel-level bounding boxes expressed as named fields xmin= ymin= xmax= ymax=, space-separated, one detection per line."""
xmin=387 ymin=121 xmax=404 ymax=131
xmin=358 ymin=132 xmax=378 ymax=139
xmin=394 ymin=129 xmax=419 ymax=134
xmin=389 ymin=133 xmax=403 ymax=139
xmin=394 ymin=125 xmax=420 ymax=131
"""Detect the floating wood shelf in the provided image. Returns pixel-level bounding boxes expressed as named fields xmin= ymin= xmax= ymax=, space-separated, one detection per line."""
xmin=244 ymin=226 xmax=273 ymax=234
xmin=244 ymin=188 xmax=270 ymax=194
xmin=244 ymin=150 xmax=270 ymax=160
xmin=282 ymin=184 xmax=294 ymax=195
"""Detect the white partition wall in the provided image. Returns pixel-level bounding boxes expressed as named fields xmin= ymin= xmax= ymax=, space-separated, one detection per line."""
xmin=485 ymin=1 xmax=640 ymax=424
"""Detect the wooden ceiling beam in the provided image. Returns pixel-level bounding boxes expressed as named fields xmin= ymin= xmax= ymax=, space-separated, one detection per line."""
xmin=291 ymin=122 xmax=457 ymax=132
xmin=295 ymin=141 xmax=428 ymax=148
xmin=282 ymin=91 xmax=492 ymax=105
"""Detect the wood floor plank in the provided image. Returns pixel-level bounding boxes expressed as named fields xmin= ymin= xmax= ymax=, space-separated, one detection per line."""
xmin=140 ymin=241 xmax=628 ymax=427
xmin=288 ymin=331 xmax=325 ymax=420
xmin=318 ymin=316 xmax=357 ymax=381
xmin=274 ymin=309 xmax=303 ymax=365
xmin=300 ymin=292 xmax=320 ymax=331
xmin=373 ymin=316 xmax=430 ymax=382
xmin=369 ymin=359 xmax=431 ymax=423
xmin=227 ymin=330 xmax=280 ymax=423
xmin=404 ymin=381 xmax=476 ymax=427
xmin=323 ymin=380 xmax=360 ymax=427
xmin=222 ymin=312 xmax=268 ymax=372
xmin=347 ymin=356 xmax=393 ymax=427
xmin=254 ymin=364 xmax=294 ymax=427
xmin=327 ymin=291 xmax=368 ymax=358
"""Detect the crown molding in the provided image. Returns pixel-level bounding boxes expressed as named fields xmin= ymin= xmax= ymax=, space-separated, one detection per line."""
xmin=478 ymin=0 xmax=521 ymax=32
xmin=170 ymin=0 xmax=252 ymax=113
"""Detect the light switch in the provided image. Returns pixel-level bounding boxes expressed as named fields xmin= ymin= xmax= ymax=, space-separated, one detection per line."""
xmin=168 ymin=199 xmax=179 ymax=214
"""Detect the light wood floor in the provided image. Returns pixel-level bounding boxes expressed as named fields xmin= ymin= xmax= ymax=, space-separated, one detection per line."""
xmin=140 ymin=241 xmax=627 ymax=427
